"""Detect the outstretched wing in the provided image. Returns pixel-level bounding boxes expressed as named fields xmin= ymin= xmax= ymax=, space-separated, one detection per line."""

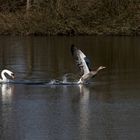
xmin=71 ymin=45 xmax=90 ymax=75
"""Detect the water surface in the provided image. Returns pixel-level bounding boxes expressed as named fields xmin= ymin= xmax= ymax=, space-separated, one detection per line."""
xmin=0 ymin=36 xmax=140 ymax=140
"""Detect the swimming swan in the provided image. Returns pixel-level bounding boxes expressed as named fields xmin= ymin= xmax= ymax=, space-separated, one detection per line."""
xmin=71 ymin=45 xmax=106 ymax=84
xmin=0 ymin=69 xmax=15 ymax=83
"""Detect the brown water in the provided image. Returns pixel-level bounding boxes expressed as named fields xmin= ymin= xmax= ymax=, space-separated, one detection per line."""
xmin=0 ymin=36 xmax=140 ymax=140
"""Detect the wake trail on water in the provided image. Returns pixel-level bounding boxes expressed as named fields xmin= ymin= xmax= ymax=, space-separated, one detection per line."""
xmin=5 ymin=73 xmax=82 ymax=85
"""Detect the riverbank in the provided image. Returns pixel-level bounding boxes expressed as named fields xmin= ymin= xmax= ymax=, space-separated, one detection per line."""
xmin=0 ymin=0 xmax=140 ymax=36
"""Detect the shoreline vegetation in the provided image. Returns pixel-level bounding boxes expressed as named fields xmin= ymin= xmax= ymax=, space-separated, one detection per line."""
xmin=0 ymin=0 xmax=140 ymax=36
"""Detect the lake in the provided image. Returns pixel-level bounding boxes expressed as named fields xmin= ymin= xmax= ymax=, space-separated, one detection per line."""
xmin=0 ymin=36 xmax=140 ymax=140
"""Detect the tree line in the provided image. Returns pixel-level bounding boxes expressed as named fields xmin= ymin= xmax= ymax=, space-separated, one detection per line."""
xmin=0 ymin=0 xmax=139 ymax=35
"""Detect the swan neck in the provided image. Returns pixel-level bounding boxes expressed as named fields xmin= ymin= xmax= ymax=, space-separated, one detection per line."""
xmin=1 ymin=70 xmax=8 ymax=81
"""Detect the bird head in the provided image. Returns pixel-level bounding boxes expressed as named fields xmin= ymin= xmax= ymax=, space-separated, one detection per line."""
xmin=10 ymin=72 xmax=15 ymax=79
xmin=98 ymin=66 xmax=106 ymax=71
xmin=4 ymin=69 xmax=15 ymax=79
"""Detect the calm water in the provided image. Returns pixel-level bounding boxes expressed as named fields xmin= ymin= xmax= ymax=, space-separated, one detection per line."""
xmin=0 ymin=36 xmax=140 ymax=140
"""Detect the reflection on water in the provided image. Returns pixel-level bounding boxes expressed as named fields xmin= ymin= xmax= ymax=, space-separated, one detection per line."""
xmin=78 ymin=85 xmax=90 ymax=140
xmin=0 ymin=84 xmax=15 ymax=140
xmin=0 ymin=36 xmax=140 ymax=140
xmin=1 ymin=84 xmax=14 ymax=103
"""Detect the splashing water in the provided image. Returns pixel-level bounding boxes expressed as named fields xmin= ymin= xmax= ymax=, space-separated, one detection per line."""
xmin=48 ymin=79 xmax=59 ymax=85
xmin=48 ymin=73 xmax=79 ymax=85
xmin=62 ymin=73 xmax=78 ymax=83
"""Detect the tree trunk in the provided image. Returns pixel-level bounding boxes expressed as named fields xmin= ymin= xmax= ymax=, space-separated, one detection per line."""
xmin=26 ymin=0 xmax=30 ymax=12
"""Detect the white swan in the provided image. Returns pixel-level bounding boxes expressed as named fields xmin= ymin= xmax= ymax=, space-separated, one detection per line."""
xmin=71 ymin=45 xmax=106 ymax=84
xmin=0 ymin=69 xmax=15 ymax=83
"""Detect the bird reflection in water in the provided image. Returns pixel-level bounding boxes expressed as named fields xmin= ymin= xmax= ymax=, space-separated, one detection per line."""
xmin=1 ymin=84 xmax=14 ymax=104
xmin=78 ymin=85 xmax=90 ymax=137
xmin=0 ymin=84 xmax=15 ymax=140
xmin=79 ymin=84 xmax=90 ymax=100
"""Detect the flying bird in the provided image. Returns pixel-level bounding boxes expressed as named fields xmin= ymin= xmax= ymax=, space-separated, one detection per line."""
xmin=71 ymin=45 xmax=106 ymax=84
